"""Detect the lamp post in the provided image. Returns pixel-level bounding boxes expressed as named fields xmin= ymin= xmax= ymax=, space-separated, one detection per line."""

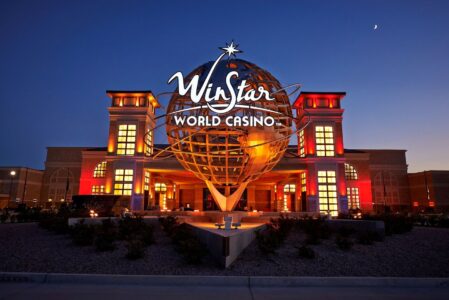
xmin=9 ymin=170 xmax=16 ymax=208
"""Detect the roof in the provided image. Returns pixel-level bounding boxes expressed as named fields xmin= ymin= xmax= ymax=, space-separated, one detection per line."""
xmin=293 ymin=91 xmax=346 ymax=108
xmin=84 ymin=147 xmax=107 ymax=152
xmin=106 ymin=90 xmax=160 ymax=108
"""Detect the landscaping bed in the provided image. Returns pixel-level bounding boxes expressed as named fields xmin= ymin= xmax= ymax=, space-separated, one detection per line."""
xmin=1 ymin=220 xmax=448 ymax=277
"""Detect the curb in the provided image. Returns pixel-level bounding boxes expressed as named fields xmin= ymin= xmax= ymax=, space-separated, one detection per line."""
xmin=1 ymin=272 xmax=449 ymax=288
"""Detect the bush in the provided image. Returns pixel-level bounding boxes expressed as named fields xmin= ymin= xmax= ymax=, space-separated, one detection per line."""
xmin=1 ymin=211 xmax=9 ymax=223
xmin=170 ymin=223 xmax=207 ymax=264
xmin=335 ymin=235 xmax=353 ymax=251
xmin=119 ymin=216 xmax=147 ymax=239
xmin=299 ymin=218 xmax=333 ymax=244
xmin=296 ymin=245 xmax=316 ymax=259
xmin=94 ymin=219 xmax=117 ymax=252
xmin=177 ymin=237 xmax=207 ymax=264
xmin=126 ymin=239 xmax=145 ymax=260
xmin=70 ymin=220 xmax=95 ymax=246
xmin=39 ymin=212 xmax=70 ymax=234
xmin=383 ymin=215 xmax=413 ymax=235
xmin=159 ymin=216 xmax=178 ymax=236
xmin=366 ymin=214 xmax=413 ymax=235
xmin=95 ymin=231 xmax=116 ymax=251
xmin=356 ymin=230 xmax=383 ymax=245
xmin=337 ymin=226 xmax=355 ymax=238
xmin=270 ymin=215 xmax=295 ymax=241
xmin=255 ymin=225 xmax=282 ymax=254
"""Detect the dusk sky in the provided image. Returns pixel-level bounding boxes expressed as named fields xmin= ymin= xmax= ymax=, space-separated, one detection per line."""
xmin=0 ymin=0 xmax=448 ymax=172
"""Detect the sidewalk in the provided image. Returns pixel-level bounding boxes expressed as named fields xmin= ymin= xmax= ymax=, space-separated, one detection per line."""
xmin=1 ymin=273 xmax=448 ymax=300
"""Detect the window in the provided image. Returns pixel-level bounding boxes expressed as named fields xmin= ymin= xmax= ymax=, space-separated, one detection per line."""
xmin=145 ymin=129 xmax=153 ymax=156
xmin=92 ymin=185 xmax=105 ymax=195
xmin=315 ymin=126 xmax=334 ymax=157
xmin=344 ymin=163 xmax=358 ymax=180
xmin=283 ymin=184 xmax=296 ymax=193
xmin=144 ymin=171 xmax=150 ymax=191
xmin=117 ymin=124 xmax=136 ymax=156
xmin=318 ymin=170 xmax=338 ymax=216
xmin=155 ymin=183 xmax=167 ymax=192
xmin=298 ymin=130 xmax=305 ymax=157
xmin=114 ymin=169 xmax=133 ymax=195
xmin=93 ymin=161 xmax=107 ymax=178
xmin=347 ymin=187 xmax=360 ymax=209
xmin=301 ymin=172 xmax=307 ymax=192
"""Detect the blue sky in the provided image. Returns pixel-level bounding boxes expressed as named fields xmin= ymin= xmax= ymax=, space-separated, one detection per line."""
xmin=0 ymin=0 xmax=448 ymax=172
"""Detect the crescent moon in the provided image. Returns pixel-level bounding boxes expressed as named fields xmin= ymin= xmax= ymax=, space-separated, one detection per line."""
xmin=374 ymin=24 xmax=378 ymax=30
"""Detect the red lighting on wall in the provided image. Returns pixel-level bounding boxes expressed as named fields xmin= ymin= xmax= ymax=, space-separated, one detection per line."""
xmin=413 ymin=201 xmax=419 ymax=207
xmin=429 ymin=201 xmax=435 ymax=207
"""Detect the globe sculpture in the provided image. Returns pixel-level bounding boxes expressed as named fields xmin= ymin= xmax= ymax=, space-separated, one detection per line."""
xmin=165 ymin=58 xmax=292 ymax=211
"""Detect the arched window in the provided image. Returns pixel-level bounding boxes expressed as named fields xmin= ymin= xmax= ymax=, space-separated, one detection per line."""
xmin=344 ymin=163 xmax=358 ymax=180
xmin=93 ymin=161 xmax=107 ymax=178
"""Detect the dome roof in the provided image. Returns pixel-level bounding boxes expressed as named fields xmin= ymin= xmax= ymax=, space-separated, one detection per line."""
xmin=184 ymin=59 xmax=282 ymax=94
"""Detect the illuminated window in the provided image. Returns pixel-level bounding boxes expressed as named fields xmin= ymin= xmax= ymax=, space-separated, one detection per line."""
xmin=93 ymin=161 xmax=107 ymax=178
xmin=315 ymin=126 xmax=334 ymax=157
xmin=145 ymin=129 xmax=153 ymax=156
xmin=117 ymin=124 xmax=136 ymax=156
xmin=301 ymin=172 xmax=307 ymax=192
xmin=144 ymin=171 xmax=150 ymax=191
xmin=318 ymin=170 xmax=338 ymax=216
xmin=155 ymin=183 xmax=167 ymax=192
xmin=347 ymin=187 xmax=360 ymax=209
xmin=92 ymin=185 xmax=105 ymax=195
xmin=283 ymin=184 xmax=296 ymax=193
xmin=114 ymin=169 xmax=133 ymax=195
xmin=344 ymin=163 xmax=358 ymax=180
xmin=298 ymin=130 xmax=305 ymax=157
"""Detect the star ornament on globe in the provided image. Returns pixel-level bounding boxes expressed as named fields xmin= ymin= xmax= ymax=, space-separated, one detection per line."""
xmin=164 ymin=42 xmax=294 ymax=211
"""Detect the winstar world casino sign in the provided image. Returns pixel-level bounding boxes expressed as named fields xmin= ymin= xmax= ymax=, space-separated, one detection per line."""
xmin=167 ymin=42 xmax=287 ymax=127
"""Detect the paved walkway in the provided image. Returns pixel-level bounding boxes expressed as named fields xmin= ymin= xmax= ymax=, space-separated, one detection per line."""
xmin=2 ymin=282 xmax=449 ymax=300
xmin=1 ymin=273 xmax=448 ymax=300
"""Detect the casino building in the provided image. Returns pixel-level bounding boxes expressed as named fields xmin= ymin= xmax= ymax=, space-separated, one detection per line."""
xmin=32 ymin=90 xmax=416 ymax=216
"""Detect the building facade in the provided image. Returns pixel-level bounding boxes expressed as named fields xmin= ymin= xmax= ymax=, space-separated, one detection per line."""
xmin=29 ymin=90 xmax=427 ymax=215
xmin=0 ymin=167 xmax=43 ymax=208
xmin=3 ymin=90 xmax=445 ymax=214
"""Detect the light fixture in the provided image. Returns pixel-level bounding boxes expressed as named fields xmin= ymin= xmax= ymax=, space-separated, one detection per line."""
xmin=10 ymin=170 xmax=16 ymax=176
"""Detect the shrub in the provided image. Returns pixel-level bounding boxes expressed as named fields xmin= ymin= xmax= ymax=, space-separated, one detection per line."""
xmin=159 ymin=216 xmax=178 ymax=236
xmin=136 ymin=225 xmax=155 ymax=246
xmin=95 ymin=231 xmax=116 ymax=251
xmin=383 ymin=215 xmax=413 ymax=235
xmin=1 ymin=211 xmax=9 ymax=223
xmin=9 ymin=214 xmax=17 ymax=223
xmin=296 ymin=245 xmax=316 ymax=259
xmin=126 ymin=239 xmax=145 ymax=260
xmin=356 ymin=230 xmax=383 ymax=245
xmin=305 ymin=232 xmax=321 ymax=245
xmin=170 ymin=223 xmax=207 ymax=264
xmin=177 ymin=237 xmax=207 ymax=264
xmin=366 ymin=214 xmax=413 ymax=235
xmin=39 ymin=212 xmax=70 ymax=234
xmin=70 ymin=220 xmax=95 ymax=246
xmin=94 ymin=219 xmax=117 ymax=252
xmin=335 ymin=235 xmax=353 ymax=251
xmin=270 ymin=215 xmax=295 ymax=241
xmin=337 ymin=226 xmax=355 ymax=238
xmin=255 ymin=225 xmax=282 ymax=254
